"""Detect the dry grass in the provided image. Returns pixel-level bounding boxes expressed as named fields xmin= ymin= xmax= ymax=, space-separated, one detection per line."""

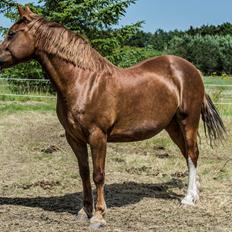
xmin=0 ymin=111 xmax=231 ymax=232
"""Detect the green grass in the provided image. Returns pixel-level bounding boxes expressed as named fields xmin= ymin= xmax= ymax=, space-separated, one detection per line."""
xmin=204 ymin=76 xmax=232 ymax=115
xmin=0 ymin=94 xmax=55 ymax=102
xmin=204 ymin=76 xmax=232 ymax=85
xmin=203 ymin=76 xmax=232 ymax=116
xmin=0 ymin=101 xmax=56 ymax=115
xmin=0 ymin=79 xmax=56 ymax=114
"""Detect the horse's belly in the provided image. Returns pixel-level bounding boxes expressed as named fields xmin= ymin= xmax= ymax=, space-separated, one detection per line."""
xmin=108 ymin=121 xmax=165 ymax=142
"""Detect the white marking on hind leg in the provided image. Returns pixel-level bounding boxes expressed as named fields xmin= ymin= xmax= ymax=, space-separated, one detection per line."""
xmin=181 ymin=156 xmax=199 ymax=205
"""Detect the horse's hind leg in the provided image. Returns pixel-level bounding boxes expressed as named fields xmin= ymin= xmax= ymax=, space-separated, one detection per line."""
xmin=166 ymin=117 xmax=187 ymax=158
xmin=180 ymin=116 xmax=200 ymax=205
xmin=166 ymin=116 xmax=200 ymax=205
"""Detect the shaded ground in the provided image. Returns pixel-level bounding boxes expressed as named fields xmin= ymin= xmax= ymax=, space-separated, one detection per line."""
xmin=0 ymin=111 xmax=231 ymax=232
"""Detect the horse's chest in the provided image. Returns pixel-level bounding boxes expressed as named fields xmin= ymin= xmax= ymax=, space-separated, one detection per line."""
xmin=65 ymin=111 xmax=87 ymax=138
xmin=57 ymin=102 xmax=87 ymax=141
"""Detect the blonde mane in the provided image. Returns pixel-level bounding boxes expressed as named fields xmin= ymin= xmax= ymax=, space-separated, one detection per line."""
xmin=30 ymin=17 xmax=116 ymax=73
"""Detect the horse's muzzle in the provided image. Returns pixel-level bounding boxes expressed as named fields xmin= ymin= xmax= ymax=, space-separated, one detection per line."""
xmin=0 ymin=51 xmax=14 ymax=70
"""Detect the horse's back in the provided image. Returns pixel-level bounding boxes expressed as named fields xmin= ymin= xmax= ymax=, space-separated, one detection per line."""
xmin=119 ymin=54 xmax=205 ymax=109
xmin=108 ymin=55 xmax=205 ymax=142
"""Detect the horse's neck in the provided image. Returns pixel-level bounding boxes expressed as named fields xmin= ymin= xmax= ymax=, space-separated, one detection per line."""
xmin=36 ymin=51 xmax=80 ymax=94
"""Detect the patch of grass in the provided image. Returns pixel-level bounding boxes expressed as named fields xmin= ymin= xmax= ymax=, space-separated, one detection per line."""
xmin=0 ymin=94 xmax=55 ymax=102
xmin=213 ymin=169 xmax=230 ymax=181
xmin=203 ymin=76 xmax=232 ymax=116
xmin=0 ymin=100 xmax=55 ymax=115
xmin=204 ymin=76 xmax=232 ymax=85
xmin=140 ymin=134 xmax=172 ymax=151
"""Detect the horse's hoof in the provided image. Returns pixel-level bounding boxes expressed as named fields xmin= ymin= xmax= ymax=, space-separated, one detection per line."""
xmin=181 ymin=194 xmax=199 ymax=206
xmin=89 ymin=214 xmax=106 ymax=230
xmin=89 ymin=222 xmax=105 ymax=230
xmin=77 ymin=208 xmax=89 ymax=222
xmin=181 ymin=197 xmax=195 ymax=206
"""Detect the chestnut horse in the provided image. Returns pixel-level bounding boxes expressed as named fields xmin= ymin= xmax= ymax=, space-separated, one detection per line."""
xmin=0 ymin=5 xmax=225 ymax=229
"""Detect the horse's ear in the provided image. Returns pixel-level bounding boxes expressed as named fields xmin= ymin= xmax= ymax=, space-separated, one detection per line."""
xmin=25 ymin=5 xmax=34 ymax=15
xmin=17 ymin=5 xmax=34 ymax=22
xmin=17 ymin=5 xmax=25 ymax=17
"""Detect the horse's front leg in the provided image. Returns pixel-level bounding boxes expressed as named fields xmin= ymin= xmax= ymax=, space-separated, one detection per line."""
xmin=65 ymin=133 xmax=93 ymax=220
xmin=89 ymin=127 xmax=107 ymax=229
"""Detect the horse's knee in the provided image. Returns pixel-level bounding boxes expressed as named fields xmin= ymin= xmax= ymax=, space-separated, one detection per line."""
xmin=93 ymin=171 xmax=105 ymax=185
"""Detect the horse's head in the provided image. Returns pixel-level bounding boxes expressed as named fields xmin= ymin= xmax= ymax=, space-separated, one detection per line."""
xmin=0 ymin=5 xmax=39 ymax=70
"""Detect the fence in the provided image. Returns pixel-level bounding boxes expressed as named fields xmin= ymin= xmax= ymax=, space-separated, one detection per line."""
xmin=0 ymin=78 xmax=56 ymax=100
xmin=0 ymin=78 xmax=232 ymax=114
xmin=205 ymin=84 xmax=232 ymax=105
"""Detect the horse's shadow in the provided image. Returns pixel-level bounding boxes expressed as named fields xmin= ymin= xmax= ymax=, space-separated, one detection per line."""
xmin=0 ymin=178 xmax=184 ymax=215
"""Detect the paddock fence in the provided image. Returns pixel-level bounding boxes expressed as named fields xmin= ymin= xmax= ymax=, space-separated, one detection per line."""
xmin=0 ymin=78 xmax=56 ymax=100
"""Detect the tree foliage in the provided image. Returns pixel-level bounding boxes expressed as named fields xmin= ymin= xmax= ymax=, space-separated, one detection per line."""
xmin=131 ymin=23 xmax=232 ymax=75
xmin=186 ymin=23 xmax=232 ymax=36
xmin=168 ymin=35 xmax=232 ymax=75
xmin=111 ymin=46 xmax=162 ymax=67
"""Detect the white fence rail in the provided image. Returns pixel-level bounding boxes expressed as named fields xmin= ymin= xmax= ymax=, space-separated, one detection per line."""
xmin=0 ymin=78 xmax=232 ymax=106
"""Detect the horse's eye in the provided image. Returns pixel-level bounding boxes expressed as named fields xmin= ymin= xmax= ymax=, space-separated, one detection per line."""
xmin=8 ymin=31 xmax=16 ymax=39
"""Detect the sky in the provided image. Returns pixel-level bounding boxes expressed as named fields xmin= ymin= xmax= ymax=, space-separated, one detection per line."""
xmin=1 ymin=0 xmax=232 ymax=33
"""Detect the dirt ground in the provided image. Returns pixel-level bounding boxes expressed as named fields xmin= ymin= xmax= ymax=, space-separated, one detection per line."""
xmin=0 ymin=110 xmax=231 ymax=232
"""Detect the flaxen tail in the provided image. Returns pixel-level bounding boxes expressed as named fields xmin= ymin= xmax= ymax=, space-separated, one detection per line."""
xmin=201 ymin=94 xmax=226 ymax=146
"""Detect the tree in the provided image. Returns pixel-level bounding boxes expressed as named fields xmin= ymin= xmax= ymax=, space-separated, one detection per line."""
xmin=186 ymin=23 xmax=232 ymax=36
xmin=124 ymin=30 xmax=153 ymax=47
xmin=147 ymin=29 xmax=184 ymax=51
